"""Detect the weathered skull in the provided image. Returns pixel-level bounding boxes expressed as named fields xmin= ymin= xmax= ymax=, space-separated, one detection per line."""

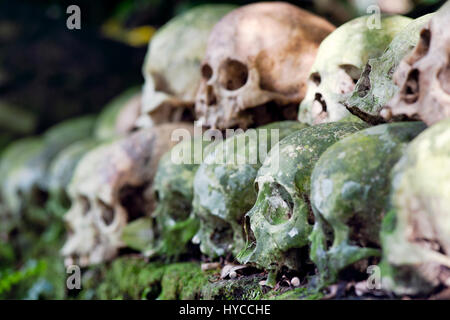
xmin=0 ymin=137 xmax=44 ymax=236
xmin=192 ymin=121 xmax=307 ymax=258
xmin=151 ymin=137 xmax=213 ymax=258
xmin=346 ymin=14 xmax=433 ymax=123
xmin=95 ymin=87 xmax=142 ymax=140
xmin=0 ymin=116 xmax=95 ymax=229
xmin=298 ymin=15 xmax=412 ymax=125
xmin=62 ymin=123 xmax=194 ymax=266
xmin=137 ymin=5 xmax=236 ymax=128
xmin=309 ymin=122 xmax=426 ymax=285
xmin=239 ymin=122 xmax=367 ymax=274
xmin=195 ymin=2 xmax=335 ymax=129
xmin=47 ymin=139 xmax=99 ymax=217
xmin=382 ymin=3 xmax=450 ymax=125
xmin=380 ymin=118 xmax=450 ymax=296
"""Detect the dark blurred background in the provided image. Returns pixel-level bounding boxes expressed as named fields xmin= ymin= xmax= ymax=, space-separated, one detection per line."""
xmin=0 ymin=0 xmax=445 ymax=141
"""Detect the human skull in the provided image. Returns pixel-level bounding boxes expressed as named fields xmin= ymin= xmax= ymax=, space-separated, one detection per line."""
xmin=94 ymin=87 xmax=142 ymax=140
xmin=309 ymin=122 xmax=425 ymax=285
xmin=0 ymin=137 xmax=44 ymax=236
xmin=0 ymin=116 xmax=95 ymax=230
xmin=195 ymin=2 xmax=335 ymax=130
xmin=380 ymin=118 xmax=450 ymax=296
xmin=382 ymin=3 xmax=450 ymax=125
xmin=298 ymin=15 xmax=412 ymax=125
xmin=47 ymin=139 xmax=99 ymax=217
xmin=346 ymin=14 xmax=433 ymax=123
xmin=240 ymin=122 xmax=366 ymax=273
xmin=151 ymin=137 xmax=213 ymax=258
xmin=192 ymin=121 xmax=307 ymax=259
xmin=62 ymin=123 xmax=194 ymax=266
xmin=137 ymin=5 xmax=236 ymax=128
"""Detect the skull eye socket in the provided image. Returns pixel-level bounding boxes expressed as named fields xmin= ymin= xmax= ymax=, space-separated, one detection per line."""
xmin=264 ymin=183 xmax=294 ymax=225
xmin=98 ymin=199 xmax=115 ymax=226
xmin=219 ymin=59 xmax=249 ymax=91
xmin=310 ymin=72 xmax=321 ymax=86
xmin=340 ymin=64 xmax=361 ymax=85
xmin=201 ymin=64 xmax=213 ymax=81
xmin=412 ymin=28 xmax=431 ymax=62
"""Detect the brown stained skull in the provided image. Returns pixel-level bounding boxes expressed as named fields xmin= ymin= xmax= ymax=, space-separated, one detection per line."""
xmin=61 ymin=123 xmax=194 ymax=266
xmin=195 ymin=2 xmax=335 ymax=129
xmin=382 ymin=3 xmax=450 ymax=125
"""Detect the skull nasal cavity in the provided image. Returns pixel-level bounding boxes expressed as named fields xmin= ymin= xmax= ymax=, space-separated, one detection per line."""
xmin=219 ymin=59 xmax=248 ymax=91
xmin=98 ymin=199 xmax=115 ymax=226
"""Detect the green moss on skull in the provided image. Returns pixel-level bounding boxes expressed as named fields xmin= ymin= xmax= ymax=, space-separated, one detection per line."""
xmin=299 ymin=15 xmax=412 ymax=124
xmin=192 ymin=121 xmax=308 ymax=258
xmin=240 ymin=122 xmax=368 ymax=272
xmin=380 ymin=118 xmax=450 ymax=296
xmin=346 ymin=14 xmax=433 ymax=122
xmin=309 ymin=122 xmax=426 ymax=286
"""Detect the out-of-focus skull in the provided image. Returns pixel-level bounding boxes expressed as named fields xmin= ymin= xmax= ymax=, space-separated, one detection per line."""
xmin=382 ymin=3 xmax=450 ymax=125
xmin=380 ymin=118 xmax=450 ymax=296
xmin=150 ymin=138 xmax=213 ymax=258
xmin=195 ymin=2 xmax=335 ymax=130
xmin=62 ymin=123 xmax=194 ymax=266
xmin=0 ymin=116 xmax=96 ymax=230
xmin=345 ymin=14 xmax=432 ymax=123
xmin=47 ymin=139 xmax=99 ymax=217
xmin=192 ymin=121 xmax=307 ymax=259
xmin=309 ymin=122 xmax=425 ymax=285
xmin=298 ymin=15 xmax=412 ymax=125
xmin=0 ymin=137 xmax=44 ymax=236
xmin=94 ymin=87 xmax=142 ymax=140
xmin=239 ymin=122 xmax=367 ymax=275
xmin=137 ymin=5 xmax=236 ymax=128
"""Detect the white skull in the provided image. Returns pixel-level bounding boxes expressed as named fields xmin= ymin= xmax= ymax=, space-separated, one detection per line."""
xmin=195 ymin=2 xmax=335 ymax=129
xmin=382 ymin=2 xmax=450 ymax=125
xmin=137 ymin=5 xmax=235 ymax=128
xmin=62 ymin=123 xmax=194 ymax=266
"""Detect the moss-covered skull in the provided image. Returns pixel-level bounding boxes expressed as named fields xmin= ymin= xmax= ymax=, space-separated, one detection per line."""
xmin=309 ymin=122 xmax=426 ymax=285
xmin=192 ymin=121 xmax=307 ymax=258
xmin=298 ymin=15 xmax=412 ymax=125
xmin=150 ymin=138 xmax=213 ymax=258
xmin=0 ymin=137 xmax=44 ymax=235
xmin=62 ymin=123 xmax=194 ymax=266
xmin=137 ymin=5 xmax=236 ymax=128
xmin=0 ymin=116 xmax=95 ymax=228
xmin=345 ymin=14 xmax=433 ymax=123
xmin=195 ymin=2 xmax=335 ymax=129
xmin=239 ymin=122 xmax=367 ymax=273
xmin=380 ymin=118 xmax=450 ymax=296
xmin=382 ymin=2 xmax=450 ymax=126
